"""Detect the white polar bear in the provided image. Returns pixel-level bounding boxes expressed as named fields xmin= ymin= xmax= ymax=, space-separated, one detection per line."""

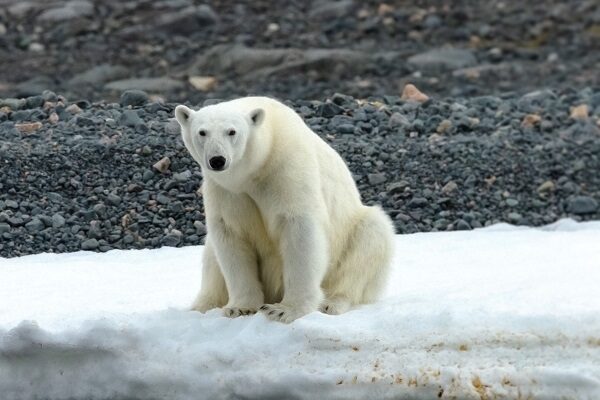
xmin=175 ymin=97 xmax=394 ymax=323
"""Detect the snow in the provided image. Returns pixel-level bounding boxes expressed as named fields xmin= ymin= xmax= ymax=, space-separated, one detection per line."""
xmin=1 ymin=219 xmax=600 ymax=399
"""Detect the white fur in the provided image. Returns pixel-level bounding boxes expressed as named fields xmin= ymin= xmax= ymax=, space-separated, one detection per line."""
xmin=175 ymin=97 xmax=395 ymax=323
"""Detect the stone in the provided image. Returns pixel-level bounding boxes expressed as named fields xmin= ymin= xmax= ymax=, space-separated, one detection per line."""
xmin=567 ymin=196 xmax=598 ymax=215
xmin=194 ymin=221 xmax=207 ymax=235
xmin=7 ymin=216 xmax=25 ymax=227
xmin=570 ymin=104 xmax=589 ymax=120
xmin=68 ymin=64 xmax=129 ymax=86
xmin=38 ymin=0 xmax=94 ymax=22
xmin=0 ymin=222 xmax=10 ymax=234
xmin=521 ymin=114 xmax=541 ymax=128
xmin=25 ymin=218 xmax=44 ymax=232
xmin=189 ymin=44 xmax=380 ymax=80
xmin=441 ymin=181 xmax=458 ymax=194
xmin=0 ymin=98 xmax=26 ymax=110
xmin=401 ymin=84 xmax=429 ymax=103
xmin=408 ymin=48 xmax=477 ymax=72
xmin=188 ymin=76 xmax=218 ymax=92
xmin=161 ymin=230 xmax=182 ymax=246
xmin=120 ymin=90 xmax=149 ymax=107
xmin=436 ymin=119 xmax=453 ymax=134
xmin=155 ymin=5 xmax=218 ymax=35
xmin=52 ymin=213 xmax=66 ymax=228
xmin=317 ymin=102 xmax=343 ymax=118
xmin=164 ymin=119 xmax=181 ymax=135
xmin=105 ymin=77 xmax=184 ymax=93
xmin=168 ymin=201 xmax=184 ymax=213
xmin=107 ymin=193 xmax=122 ymax=206
xmin=173 ymin=170 xmax=192 ymax=182
xmin=14 ymin=76 xmax=53 ymax=97
xmin=5 ymin=200 xmax=18 ymax=209
xmin=126 ymin=183 xmax=143 ymax=193
xmin=309 ymin=0 xmax=354 ymax=20
xmin=506 ymin=198 xmax=519 ymax=207
xmin=338 ymin=124 xmax=355 ymax=134
xmin=156 ymin=193 xmax=170 ymax=205
xmin=25 ymin=95 xmax=44 ymax=109
xmin=387 ymin=181 xmax=409 ymax=194
xmin=367 ymin=173 xmax=386 ymax=185
xmin=153 ymin=157 xmax=171 ymax=173
xmin=88 ymin=221 xmax=103 ymax=238
xmin=119 ymin=109 xmax=143 ymax=127
xmin=15 ymin=122 xmax=42 ymax=134
xmin=408 ymin=197 xmax=428 ymax=208
xmin=65 ymin=104 xmax=82 ymax=114
xmin=537 ymin=180 xmax=555 ymax=193
xmin=455 ymin=219 xmax=471 ymax=230
xmin=48 ymin=112 xmax=59 ymax=124
xmin=81 ymin=238 xmax=99 ymax=250
xmin=388 ymin=113 xmax=410 ymax=129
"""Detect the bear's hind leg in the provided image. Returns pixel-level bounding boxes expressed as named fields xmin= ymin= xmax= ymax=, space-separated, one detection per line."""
xmin=191 ymin=239 xmax=228 ymax=312
xmin=321 ymin=206 xmax=394 ymax=314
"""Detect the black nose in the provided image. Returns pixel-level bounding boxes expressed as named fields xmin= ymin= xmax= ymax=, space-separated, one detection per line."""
xmin=208 ymin=156 xmax=226 ymax=171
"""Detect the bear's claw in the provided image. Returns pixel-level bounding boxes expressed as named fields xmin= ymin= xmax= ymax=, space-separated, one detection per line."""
xmin=223 ymin=307 xmax=257 ymax=318
xmin=259 ymin=303 xmax=309 ymax=323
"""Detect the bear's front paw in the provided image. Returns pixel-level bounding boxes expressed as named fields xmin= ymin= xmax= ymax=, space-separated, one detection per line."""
xmin=259 ymin=303 xmax=312 ymax=323
xmin=223 ymin=307 xmax=258 ymax=318
xmin=320 ymin=296 xmax=351 ymax=315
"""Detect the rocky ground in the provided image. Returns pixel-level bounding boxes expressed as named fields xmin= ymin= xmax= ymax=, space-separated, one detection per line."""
xmin=1 ymin=87 xmax=599 ymax=257
xmin=0 ymin=0 xmax=599 ymax=257
xmin=0 ymin=0 xmax=598 ymax=102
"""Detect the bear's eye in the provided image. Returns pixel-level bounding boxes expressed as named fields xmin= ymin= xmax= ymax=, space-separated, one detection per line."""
xmin=198 ymin=130 xmax=206 ymax=137
xmin=228 ymin=129 xmax=236 ymax=136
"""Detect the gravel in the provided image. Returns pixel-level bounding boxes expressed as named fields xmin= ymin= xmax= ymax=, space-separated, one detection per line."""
xmin=0 ymin=0 xmax=598 ymax=103
xmin=0 ymin=86 xmax=599 ymax=257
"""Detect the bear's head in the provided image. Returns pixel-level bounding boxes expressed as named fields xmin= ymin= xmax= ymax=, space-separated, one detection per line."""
xmin=174 ymin=104 xmax=264 ymax=174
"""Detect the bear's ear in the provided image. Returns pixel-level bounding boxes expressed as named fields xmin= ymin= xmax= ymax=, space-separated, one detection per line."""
xmin=174 ymin=105 xmax=193 ymax=127
xmin=249 ymin=108 xmax=265 ymax=126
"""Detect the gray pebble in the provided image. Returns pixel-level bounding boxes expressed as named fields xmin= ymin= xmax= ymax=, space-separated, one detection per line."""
xmin=81 ymin=238 xmax=99 ymax=250
xmin=567 ymin=196 xmax=598 ymax=215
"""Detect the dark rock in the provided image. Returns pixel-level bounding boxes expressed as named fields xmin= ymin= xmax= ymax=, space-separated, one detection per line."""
xmin=107 ymin=193 xmax=122 ymax=206
xmin=308 ymin=0 xmax=354 ymax=20
xmin=408 ymin=197 xmax=429 ymax=208
xmin=455 ymin=219 xmax=471 ymax=230
xmin=81 ymin=238 xmax=99 ymax=250
xmin=38 ymin=0 xmax=94 ymax=22
xmin=161 ymin=230 xmax=182 ymax=247
xmin=52 ymin=213 xmax=66 ymax=228
xmin=156 ymin=193 xmax=170 ymax=205
xmin=5 ymin=200 xmax=19 ymax=209
xmin=368 ymin=173 xmax=386 ymax=185
xmin=120 ymin=90 xmax=149 ymax=107
xmin=155 ymin=5 xmax=219 ymax=35
xmin=567 ymin=196 xmax=598 ymax=215
xmin=317 ymin=102 xmax=343 ymax=118
xmin=408 ymin=48 xmax=477 ymax=72
xmin=0 ymin=223 xmax=10 ymax=234
xmin=119 ymin=110 xmax=143 ymax=127
xmin=68 ymin=65 xmax=129 ymax=86
xmin=25 ymin=218 xmax=44 ymax=232
xmin=106 ymin=78 xmax=184 ymax=93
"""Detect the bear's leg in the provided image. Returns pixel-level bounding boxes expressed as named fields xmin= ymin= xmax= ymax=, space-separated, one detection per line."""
xmin=260 ymin=215 xmax=327 ymax=323
xmin=191 ymin=239 xmax=228 ymax=312
xmin=321 ymin=206 xmax=394 ymax=315
xmin=211 ymin=224 xmax=265 ymax=317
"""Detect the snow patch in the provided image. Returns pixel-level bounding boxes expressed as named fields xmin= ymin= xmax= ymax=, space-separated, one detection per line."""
xmin=1 ymin=219 xmax=600 ymax=399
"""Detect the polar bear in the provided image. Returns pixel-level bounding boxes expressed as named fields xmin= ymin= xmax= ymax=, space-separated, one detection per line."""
xmin=175 ymin=97 xmax=394 ymax=323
